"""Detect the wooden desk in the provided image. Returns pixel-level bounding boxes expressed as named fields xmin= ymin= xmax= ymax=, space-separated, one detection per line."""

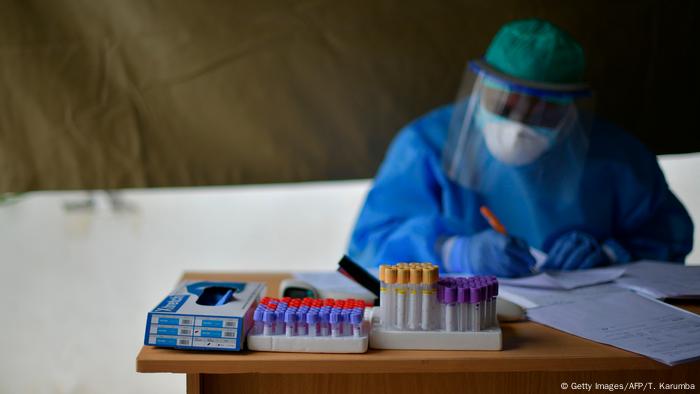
xmin=137 ymin=272 xmax=700 ymax=394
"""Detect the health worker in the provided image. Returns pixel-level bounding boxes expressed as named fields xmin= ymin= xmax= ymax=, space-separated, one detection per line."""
xmin=348 ymin=19 xmax=693 ymax=277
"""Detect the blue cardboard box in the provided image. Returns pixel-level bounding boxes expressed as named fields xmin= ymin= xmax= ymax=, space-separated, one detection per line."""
xmin=144 ymin=280 xmax=266 ymax=351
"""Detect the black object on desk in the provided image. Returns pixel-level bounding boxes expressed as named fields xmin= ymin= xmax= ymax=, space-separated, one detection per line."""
xmin=337 ymin=255 xmax=380 ymax=301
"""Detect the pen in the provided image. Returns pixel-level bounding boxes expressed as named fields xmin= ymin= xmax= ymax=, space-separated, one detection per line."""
xmin=480 ymin=205 xmax=546 ymax=272
xmin=479 ymin=206 xmax=507 ymax=235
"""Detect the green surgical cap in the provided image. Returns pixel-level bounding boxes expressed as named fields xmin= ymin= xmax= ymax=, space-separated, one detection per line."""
xmin=485 ymin=19 xmax=585 ymax=84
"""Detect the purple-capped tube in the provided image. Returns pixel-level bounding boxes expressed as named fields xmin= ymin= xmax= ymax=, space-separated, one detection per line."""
xmin=351 ymin=312 xmax=363 ymax=337
xmin=263 ymin=311 xmax=276 ymax=336
xmin=479 ymin=284 xmax=488 ymax=330
xmin=320 ymin=308 xmax=331 ymax=336
xmin=444 ymin=286 xmax=458 ymax=332
xmin=457 ymin=286 xmax=469 ymax=332
xmin=275 ymin=309 xmax=285 ymax=335
xmin=296 ymin=309 xmax=308 ymax=336
xmin=253 ymin=307 xmax=265 ymax=335
xmin=307 ymin=310 xmax=319 ymax=337
xmin=491 ymin=278 xmax=499 ymax=328
xmin=437 ymin=283 xmax=446 ymax=330
xmin=341 ymin=310 xmax=351 ymax=336
xmin=330 ymin=310 xmax=342 ymax=337
xmin=484 ymin=279 xmax=494 ymax=328
xmin=469 ymin=285 xmax=481 ymax=332
xmin=284 ymin=310 xmax=298 ymax=337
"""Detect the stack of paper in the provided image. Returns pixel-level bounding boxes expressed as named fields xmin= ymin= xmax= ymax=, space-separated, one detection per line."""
xmin=499 ymin=261 xmax=700 ymax=365
xmin=498 ymin=266 xmax=625 ymax=290
xmin=526 ymin=290 xmax=700 ymax=365
xmin=613 ymin=261 xmax=700 ymax=299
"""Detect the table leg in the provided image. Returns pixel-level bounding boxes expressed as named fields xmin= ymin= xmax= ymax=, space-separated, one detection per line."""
xmin=187 ymin=373 xmax=201 ymax=394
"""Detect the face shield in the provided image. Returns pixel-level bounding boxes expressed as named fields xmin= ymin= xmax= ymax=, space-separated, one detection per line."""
xmin=442 ymin=60 xmax=593 ymax=202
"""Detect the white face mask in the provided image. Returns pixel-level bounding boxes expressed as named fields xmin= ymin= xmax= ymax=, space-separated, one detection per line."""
xmin=478 ymin=106 xmax=556 ymax=166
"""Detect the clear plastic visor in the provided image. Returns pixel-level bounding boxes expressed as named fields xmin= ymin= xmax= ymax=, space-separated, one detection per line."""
xmin=442 ymin=60 xmax=594 ymax=200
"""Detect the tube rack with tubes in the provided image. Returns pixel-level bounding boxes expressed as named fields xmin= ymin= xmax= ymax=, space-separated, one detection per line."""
xmin=379 ymin=263 xmax=440 ymax=332
xmin=247 ymin=297 xmax=370 ymax=353
xmin=371 ymin=262 xmax=501 ymax=351
xmin=437 ymin=276 xmax=499 ymax=332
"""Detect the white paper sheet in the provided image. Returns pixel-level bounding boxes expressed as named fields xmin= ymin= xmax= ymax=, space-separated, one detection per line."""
xmin=614 ymin=261 xmax=700 ymax=299
xmin=498 ymin=266 xmax=626 ymax=290
xmin=527 ymin=290 xmax=700 ymax=365
xmin=499 ymin=283 xmax=627 ymax=309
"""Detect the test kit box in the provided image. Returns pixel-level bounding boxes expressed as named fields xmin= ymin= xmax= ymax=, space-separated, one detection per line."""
xmin=144 ymin=280 xmax=266 ymax=351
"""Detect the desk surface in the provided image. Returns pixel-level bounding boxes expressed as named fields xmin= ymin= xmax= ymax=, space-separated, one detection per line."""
xmin=136 ymin=272 xmax=700 ymax=375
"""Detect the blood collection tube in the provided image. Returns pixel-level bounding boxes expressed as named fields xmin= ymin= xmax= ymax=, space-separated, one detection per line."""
xmin=297 ymin=307 xmax=308 ymax=336
xmin=307 ymin=309 xmax=318 ymax=337
xmin=444 ymin=285 xmax=457 ymax=331
xmin=421 ymin=265 xmax=437 ymax=331
xmin=330 ymin=309 xmax=342 ymax=337
xmin=253 ymin=306 xmax=264 ymax=335
xmin=457 ymin=285 xmax=469 ymax=332
xmin=341 ymin=308 xmax=351 ymax=336
xmin=263 ymin=310 xmax=276 ymax=336
xmin=408 ymin=267 xmax=422 ymax=330
xmin=395 ymin=267 xmax=409 ymax=330
xmin=320 ymin=307 xmax=331 ymax=336
xmin=479 ymin=284 xmax=487 ymax=330
xmin=351 ymin=312 xmax=363 ymax=337
xmin=379 ymin=265 xmax=388 ymax=328
xmin=384 ymin=267 xmax=397 ymax=329
xmin=470 ymin=284 xmax=482 ymax=332
xmin=483 ymin=279 xmax=492 ymax=329
xmin=491 ymin=277 xmax=499 ymax=328
xmin=353 ymin=306 xmax=364 ymax=326
xmin=284 ymin=310 xmax=297 ymax=337
xmin=437 ymin=280 xmax=446 ymax=330
xmin=275 ymin=308 xmax=285 ymax=335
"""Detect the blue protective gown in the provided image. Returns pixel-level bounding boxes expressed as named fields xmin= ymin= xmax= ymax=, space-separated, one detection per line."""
xmin=348 ymin=105 xmax=694 ymax=270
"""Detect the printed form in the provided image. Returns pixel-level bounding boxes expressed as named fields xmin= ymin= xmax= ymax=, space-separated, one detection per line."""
xmin=525 ymin=289 xmax=700 ymax=365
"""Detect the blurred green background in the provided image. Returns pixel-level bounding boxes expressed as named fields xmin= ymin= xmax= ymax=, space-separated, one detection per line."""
xmin=0 ymin=0 xmax=697 ymax=192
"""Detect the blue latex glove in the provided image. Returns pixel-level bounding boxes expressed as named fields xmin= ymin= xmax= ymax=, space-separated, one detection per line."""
xmin=445 ymin=229 xmax=535 ymax=277
xmin=543 ymin=231 xmax=610 ymax=271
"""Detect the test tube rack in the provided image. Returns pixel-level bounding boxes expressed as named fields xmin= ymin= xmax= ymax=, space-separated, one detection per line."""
xmin=247 ymin=297 xmax=371 ymax=353
xmin=370 ymin=264 xmax=502 ymax=350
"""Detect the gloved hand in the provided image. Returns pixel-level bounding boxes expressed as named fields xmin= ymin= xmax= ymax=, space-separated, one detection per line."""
xmin=542 ymin=231 xmax=610 ymax=271
xmin=444 ymin=229 xmax=535 ymax=278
